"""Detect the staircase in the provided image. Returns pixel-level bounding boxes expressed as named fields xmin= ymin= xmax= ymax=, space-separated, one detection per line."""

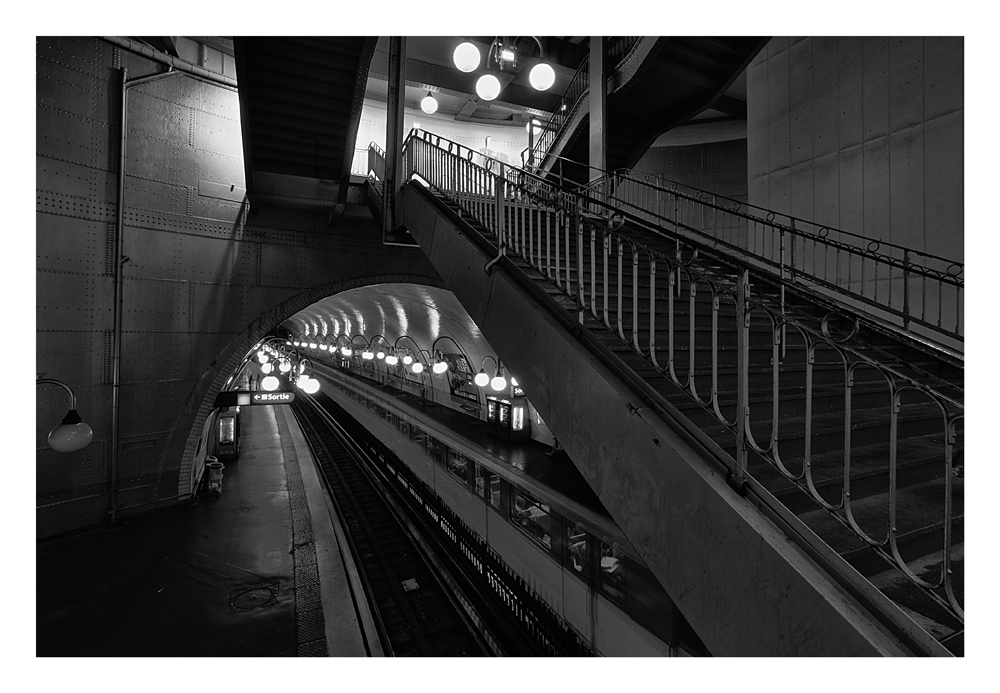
xmin=383 ymin=131 xmax=962 ymax=655
xmin=524 ymin=37 xmax=769 ymax=183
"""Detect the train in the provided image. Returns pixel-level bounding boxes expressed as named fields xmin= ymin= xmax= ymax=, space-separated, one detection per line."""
xmin=308 ymin=359 xmax=708 ymax=656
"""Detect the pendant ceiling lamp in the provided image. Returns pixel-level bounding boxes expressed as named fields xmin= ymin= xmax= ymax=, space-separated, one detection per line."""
xmin=453 ymin=42 xmax=480 ymax=72
xmin=420 ymin=91 xmax=438 ymax=114
xmin=528 ymin=62 xmax=556 ymax=91
xmin=476 ymin=73 xmax=501 ymax=101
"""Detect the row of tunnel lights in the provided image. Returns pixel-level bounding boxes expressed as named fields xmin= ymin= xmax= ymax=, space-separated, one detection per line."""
xmin=255 ymin=342 xmax=321 ymax=394
xmin=290 ymin=337 xmax=517 ymax=393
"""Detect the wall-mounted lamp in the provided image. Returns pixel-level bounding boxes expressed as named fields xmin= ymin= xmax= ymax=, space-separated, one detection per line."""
xmin=38 ymin=378 xmax=94 ymax=454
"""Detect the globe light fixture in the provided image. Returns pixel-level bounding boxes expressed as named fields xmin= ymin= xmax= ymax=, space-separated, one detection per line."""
xmin=511 ymin=377 xmax=519 ymax=387
xmin=420 ymin=91 xmax=438 ymax=115
xmin=476 ymin=73 xmax=501 ymax=101
xmin=453 ymin=41 xmax=480 ymax=72
xmin=526 ymin=118 xmax=542 ymax=137
xmin=341 ymin=346 xmax=352 ymax=356
xmin=402 ymin=353 xmax=413 ymax=365
xmin=474 ymin=369 xmax=490 ymax=387
xmin=529 ymin=62 xmax=556 ymax=91
xmin=491 ymin=372 xmax=508 ymax=391
xmin=261 ymin=375 xmax=280 ymax=391
xmin=432 ymin=356 xmax=448 ymax=374
xmin=278 ymin=358 xmax=292 ymax=373
xmin=411 ymin=361 xmax=424 ymax=374
xmin=261 ymin=362 xmax=273 ymax=374
xmin=309 ymin=342 xmax=317 ymax=350
xmin=385 ymin=353 xmax=399 ymax=366
xmin=38 ymin=378 xmax=93 ymax=454
xmin=362 ymin=348 xmax=374 ymax=360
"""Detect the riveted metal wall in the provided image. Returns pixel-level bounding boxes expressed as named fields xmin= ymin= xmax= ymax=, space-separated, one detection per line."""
xmin=37 ymin=37 xmax=438 ymax=537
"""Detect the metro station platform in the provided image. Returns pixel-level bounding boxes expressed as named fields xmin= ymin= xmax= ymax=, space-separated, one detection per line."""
xmin=36 ymin=400 xmax=370 ymax=657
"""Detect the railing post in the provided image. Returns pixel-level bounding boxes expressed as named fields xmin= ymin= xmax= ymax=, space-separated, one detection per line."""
xmin=902 ymin=250 xmax=911 ymax=331
xmin=734 ymin=269 xmax=750 ymax=487
xmin=779 ymin=224 xmax=787 ymax=362
xmin=576 ymin=194 xmax=585 ymax=324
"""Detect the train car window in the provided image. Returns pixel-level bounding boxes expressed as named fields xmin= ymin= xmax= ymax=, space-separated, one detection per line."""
xmin=510 ymin=491 xmax=552 ymax=550
xmin=566 ymin=522 xmax=592 ymax=576
xmin=410 ymin=424 xmax=425 ymax=448
xmin=446 ymin=449 xmax=468 ymax=482
xmin=598 ymin=539 xmax=626 ymax=603
xmin=475 ymin=464 xmax=486 ymax=498
xmin=488 ymin=473 xmax=500 ymax=509
xmin=431 ymin=438 xmax=445 ymax=466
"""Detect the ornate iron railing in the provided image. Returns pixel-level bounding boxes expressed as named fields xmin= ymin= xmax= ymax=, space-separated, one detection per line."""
xmin=584 ymin=170 xmax=964 ymax=346
xmin=398 ymin=130 xmax=964 ymax=636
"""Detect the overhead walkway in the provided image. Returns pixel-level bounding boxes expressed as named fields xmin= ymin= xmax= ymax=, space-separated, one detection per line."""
xmin=524 ymin=37 xmax=768 ymax=183
xmin=383 ymin=131 xmax=963 ymax=656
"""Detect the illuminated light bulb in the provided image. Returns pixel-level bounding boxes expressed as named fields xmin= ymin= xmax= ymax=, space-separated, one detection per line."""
xmin=342 ymin=346 xmax=352 ymax=356
xmin=278 ymin=359 xmax=291 ymax=373
xmin=499 ymin=48 xmax=516 ymax=63
xmin=433 ymin=360 xmax=448 ymax=374
xmin=526 ymin=119 xmax=542 ymax=136
xmin=491 ymin=374 xmax=507 ymax=391
xmin=474 ymin=370 xmax=489 ymax=387
xmin=362 ymin=350 xmax=374 ymax=360
xmin=385 ymin=354 xmax=399 ymax=366
xmin=476 ymin=73 xmax=501 ymax=101
xmin=258 ymin=352 xmax=269 ymax=363
xmin=420 ymin=92 xmax=438 ymax=115
xmin=47 ymin=411 xmax=93 ymax=453
xmin=303 ymin=377 xmax=320 ymax=394
xmin=309 ymin=343 xmax=317 ymax=350
xmin=402 ymin=354 xmax=413 ymax=365
xmin=320 ymin=344 xmax=328 ymax=351
xmin=261 ymin=362 xmax=273 ymax=374
xmin=453 ymin=41 xmax=480 ymax=72
xmin=511 ymin=377 xmax=518 ymax=387
xmin=411 ymin=361 xmax=424 ymax=374
xmin=376 ymin=349 xmax=385 ymax=360
xmin=529 ymin=62 xmax=556 ymax=91
xmin=261 ymin=375 xmax=280 ymax=391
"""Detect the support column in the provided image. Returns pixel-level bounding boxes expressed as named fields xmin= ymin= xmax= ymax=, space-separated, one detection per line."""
xmin=588 ymin=36 xmax=607 ymax=183
xmin=383 ymin=36 xmax=407 ymax=238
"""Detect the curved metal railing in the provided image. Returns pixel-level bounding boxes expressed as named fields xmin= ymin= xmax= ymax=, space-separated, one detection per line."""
xmin=399 ymin=129 xmax=964 ymax=634
xmin=583 ymin=169 xmax=964 ymax=346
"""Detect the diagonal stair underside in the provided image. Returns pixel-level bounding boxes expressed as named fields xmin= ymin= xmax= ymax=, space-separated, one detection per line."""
xmin=532 ymin=36 xmax=768 ymax=184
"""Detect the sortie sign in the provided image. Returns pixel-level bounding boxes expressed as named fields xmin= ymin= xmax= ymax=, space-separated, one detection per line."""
xmin=251 ymin=391 xmax=295 ymax=404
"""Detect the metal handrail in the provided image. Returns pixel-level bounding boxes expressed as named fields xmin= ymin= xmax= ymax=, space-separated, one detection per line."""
xmin=584 ymin=169 xmax=964 ymax=344
xmin=403 ymin=130 xmax=964 ymax=631
xmin=525 ymin=37 xmax=644 ymax=174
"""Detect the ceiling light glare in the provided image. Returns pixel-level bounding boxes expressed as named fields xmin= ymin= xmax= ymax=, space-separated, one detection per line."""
xmin=476 ymin=74 xmax=501 ymax=101
xmin=529 ymin=62 xmax=556 ymax=91
xmin=420 ymin=92 xmax=438 ymax=115
xmin=453 ymin=42 xmax=480 ymax=72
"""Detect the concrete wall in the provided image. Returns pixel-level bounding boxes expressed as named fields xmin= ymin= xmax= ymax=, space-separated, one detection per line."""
xmin=747 ymin=37 xmax=963 ymax=263
xmin=36 ymin=38 xmax=437 ymax=537
xmin=632 ymin=139 xmax=748 ymax=201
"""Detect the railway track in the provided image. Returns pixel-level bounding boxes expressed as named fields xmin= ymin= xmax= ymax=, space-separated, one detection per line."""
xmin=291 ymin=393 xmax=491 ymax=656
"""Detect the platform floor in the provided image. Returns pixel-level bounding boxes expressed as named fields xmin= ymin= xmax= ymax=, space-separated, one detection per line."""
xmin=36 ymin=402 xmax=370 ymax=657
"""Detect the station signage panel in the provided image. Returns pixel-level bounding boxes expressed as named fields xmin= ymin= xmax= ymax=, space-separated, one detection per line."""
xmin=252 ymin=391 xmax=295 ymax=404
xmin=213 ymin=389 xmax=295 ymax=408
